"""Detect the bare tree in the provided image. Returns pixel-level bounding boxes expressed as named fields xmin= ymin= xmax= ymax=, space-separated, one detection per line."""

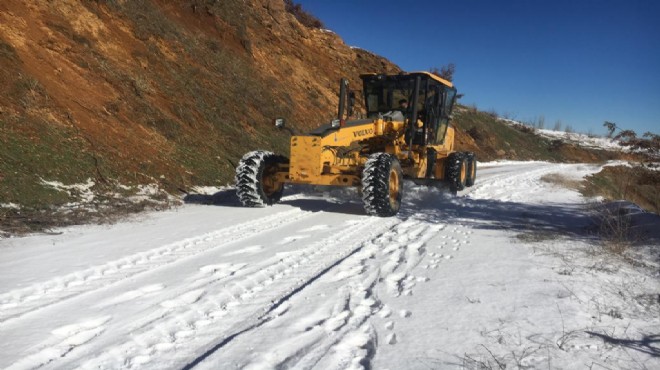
xmin=553 ymin=120 xmax=562 ymax=131
xmin=643 ymin=131 xmax=658 ymax=140
xmin=430 ymin=63 xmax=455 ymax=82
xmin=538 ymin=115 xmax=545 ymax=129
xmin=617 ymin=130 xmax=659 ymax=155
xmin=603 ymin=121 xmax=617 ymax=138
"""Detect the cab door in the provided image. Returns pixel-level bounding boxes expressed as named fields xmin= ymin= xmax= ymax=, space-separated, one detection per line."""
xmin=423 ymin=84 xmax=443 ymax=145
xmin=434 ymin=86 xmax=457 ymax=145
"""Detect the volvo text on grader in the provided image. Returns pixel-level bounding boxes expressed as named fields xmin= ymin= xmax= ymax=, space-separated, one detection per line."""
xmin=235 ymin=72 xmax=476 ymax=216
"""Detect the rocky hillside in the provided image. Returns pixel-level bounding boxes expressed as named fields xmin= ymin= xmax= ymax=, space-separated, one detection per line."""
xmin=0 ymin=0 xmax=633 ymax=228
xmin=0 ymin=0 xmax=398 ymax=208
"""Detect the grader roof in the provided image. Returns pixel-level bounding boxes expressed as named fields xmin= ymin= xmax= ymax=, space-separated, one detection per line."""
xmin=359 ymin=72 xmax=454 ymax=88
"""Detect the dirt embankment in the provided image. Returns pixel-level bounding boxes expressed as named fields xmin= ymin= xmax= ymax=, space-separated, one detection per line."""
xmin=582 ymin=165 xmax=660 ymax=214
xmin=0 ymin=0 xmax=639 ymax=235
xmin=0 ymin=0 xmax=399 ymax=204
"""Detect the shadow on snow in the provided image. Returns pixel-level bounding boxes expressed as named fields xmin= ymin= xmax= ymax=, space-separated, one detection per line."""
xmin=586 ymin=331 xmax=660 ymax=357
xmin=182 ymin=184 xmax=660 ymax=246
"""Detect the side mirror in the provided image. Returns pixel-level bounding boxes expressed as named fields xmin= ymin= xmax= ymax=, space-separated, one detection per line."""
xmin=274 ymin=118 xmax=285 ymax=129
xmin=331 ymin=119 xmax=341 ymax=128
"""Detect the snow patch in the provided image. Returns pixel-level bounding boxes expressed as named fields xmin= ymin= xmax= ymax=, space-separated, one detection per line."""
xmin=40 ymin=178 xmax=96 ymax=202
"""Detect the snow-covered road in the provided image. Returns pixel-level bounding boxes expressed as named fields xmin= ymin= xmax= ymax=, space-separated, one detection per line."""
xmin=1 ymin=162 xmax=658 ymax=369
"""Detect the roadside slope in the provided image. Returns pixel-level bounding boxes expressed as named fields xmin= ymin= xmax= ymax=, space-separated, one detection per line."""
xmin=0 ymin=0 xmax=400 ymax=207
xmin=0 ymin=0 xmax=638 ymax=236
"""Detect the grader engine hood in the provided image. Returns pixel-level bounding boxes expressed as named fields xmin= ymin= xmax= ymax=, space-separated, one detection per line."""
xmin=287 ymin=117 xmax=406 ymax=186
xmin=325 ymin=119 xmax=377 ymax=142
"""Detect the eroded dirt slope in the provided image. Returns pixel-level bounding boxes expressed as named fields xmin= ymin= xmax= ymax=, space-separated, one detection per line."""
xmin=0 ymin=0 xmax=399 ymax=204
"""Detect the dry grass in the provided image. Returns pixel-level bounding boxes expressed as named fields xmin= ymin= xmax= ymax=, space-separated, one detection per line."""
xmin=515 ymin=230 xmax=558 ymax=243
xmin=542 ymin=168 xmax=658 ymax=254
xmin=581 ymin=164 xmax=659 ymax=254
xmin=453 ymin=107 xmax=630 ymax=163
xmin=540 ymin=173 xmax=584 ymax=191
xmin=582 ymin=165 xmax=660 ymax=214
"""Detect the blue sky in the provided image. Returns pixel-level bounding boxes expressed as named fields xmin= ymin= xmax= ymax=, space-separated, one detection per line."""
xmin=296 ymin=0 xmax=659 ymax=136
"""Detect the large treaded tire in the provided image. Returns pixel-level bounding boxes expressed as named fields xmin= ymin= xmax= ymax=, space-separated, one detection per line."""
xmin=465 ymin=152 xmax=477 ymax=187
xmin=235 ymin=150 xmax=288 ymax=207
xmin=446 ymin=152 xmax=467 ymax=194
xmin=362 ymin=153 xmax=403 ymax=217
xmin=426 ymin=148 xmax=437 ymax=178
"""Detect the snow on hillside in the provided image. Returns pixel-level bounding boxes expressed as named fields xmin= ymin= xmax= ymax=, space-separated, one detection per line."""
xmin=536 ymin=128 xmax=627 ymax=151
xmin=0 ymin=162 xmax=658 ymax=370
xmin=498 ymin=118 xmax=627 ymax=151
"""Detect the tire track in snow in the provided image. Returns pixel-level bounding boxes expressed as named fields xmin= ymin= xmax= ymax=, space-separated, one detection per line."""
xmin=6 ymin=316 xmax=112 ymax=370
xmin=310 ymin=219 xmax=450 ymax=367
xmin=55 ymin=216 xmax=398 ymax=369
xmin=220 ymin=217 xmax=460 ymax=369
xmin=0 ymin=208 xmax=312 ymax=324
xmin=295 ymin=220 xmax=472 ymax=368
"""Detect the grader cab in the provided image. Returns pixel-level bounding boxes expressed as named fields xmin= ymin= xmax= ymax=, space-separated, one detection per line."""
xmin=235 ymin=72 xmax=476 ymax=216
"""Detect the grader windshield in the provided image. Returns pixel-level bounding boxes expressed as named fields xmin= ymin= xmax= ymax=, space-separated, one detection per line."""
xmin=360 ymin=72 xmax=457 ymax=145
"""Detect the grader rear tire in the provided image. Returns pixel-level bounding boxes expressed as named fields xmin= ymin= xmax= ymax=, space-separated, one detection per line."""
xmin=235 ymin=151 xmax=287 ymax=207
xmin=465 ymin=152 xmax=477 ymax=187
xmin=362 ymin=153 xmax=403 ymax=217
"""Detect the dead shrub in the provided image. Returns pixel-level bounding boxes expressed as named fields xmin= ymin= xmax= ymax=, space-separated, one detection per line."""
xmin=510 ymin=122 xmax=535 ymax=134
xmin=149 ymin=118 xmax=181 ymax=140
xmin=549 ymin=139 xmax=564 ymax=151
xmin=485 ymin=109 xmax=498 ymax=119
xmin=467 ymin=126 xmax=484 ymax=141
xmin=581 ymin=165 xmax=657 ymax=253
xmin=591 ymin=202 xmax=637 ymax=254
xmin=284 ymin=0 xmax=325 ymax=29
xmin=0 ymin=39 xmax=18 ymax=60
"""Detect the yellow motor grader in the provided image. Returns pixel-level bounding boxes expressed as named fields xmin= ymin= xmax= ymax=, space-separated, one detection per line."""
xmin=235 ymin=72 xmax=476 ymax=216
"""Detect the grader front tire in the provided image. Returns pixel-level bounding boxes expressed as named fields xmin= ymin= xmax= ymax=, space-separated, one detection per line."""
xmin=362 ymin=153 xmax=403 ymax=217
xmin=235 ymin=150 xmax=287 ymax=207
